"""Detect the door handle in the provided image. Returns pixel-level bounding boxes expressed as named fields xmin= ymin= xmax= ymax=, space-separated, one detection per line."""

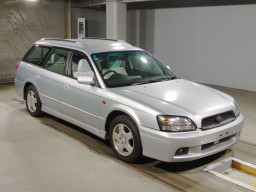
xmin=35 ymin=74 xmax=41 ymax=79
xmin=63 ymin=84 xmax=69 ymax=90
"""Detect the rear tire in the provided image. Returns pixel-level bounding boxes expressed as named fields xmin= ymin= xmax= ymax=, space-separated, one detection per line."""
xmin=25 ymin=85 xmax=43 ymax=117
xmin=109 ymin=115 xmax=143 ymax=163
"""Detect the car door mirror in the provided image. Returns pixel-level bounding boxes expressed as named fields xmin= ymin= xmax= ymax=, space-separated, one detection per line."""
xmin=77 ymin=75 xmax=95 ymax=85
xmin=166 ymin=65 xmax=171 ymax=71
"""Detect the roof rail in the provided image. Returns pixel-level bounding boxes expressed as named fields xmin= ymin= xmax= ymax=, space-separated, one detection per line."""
xmin=41 ymin=38 xmax=76 ymax=43
xmin=82 ymin=37 xmax=118 ymax=42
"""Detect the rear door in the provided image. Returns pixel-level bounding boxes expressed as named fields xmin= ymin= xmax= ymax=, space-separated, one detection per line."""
xmin=35 ymin=47 xmax=70 ymax=113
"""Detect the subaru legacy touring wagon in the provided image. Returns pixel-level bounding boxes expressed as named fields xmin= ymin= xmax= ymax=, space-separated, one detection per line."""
xmin=15 ymin=38 xmax=244 ymax=163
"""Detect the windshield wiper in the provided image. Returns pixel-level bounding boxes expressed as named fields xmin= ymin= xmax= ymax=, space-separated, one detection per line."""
xmin=155 ymin=76 xmax=178 ymax=82
xmin=169 ymin=76 xmax=178 ymax=80
xmin=131 ymin=76 xmax=178 ymax=86
xmin=131 ymin=79 xmax=156 ymax=86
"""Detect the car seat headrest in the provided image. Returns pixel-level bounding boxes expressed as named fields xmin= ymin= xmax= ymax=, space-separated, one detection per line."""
xmin=78 ymin=59 xmax=91 ymax=72
xmin=107 ymin=56 xmax=121 ymax=68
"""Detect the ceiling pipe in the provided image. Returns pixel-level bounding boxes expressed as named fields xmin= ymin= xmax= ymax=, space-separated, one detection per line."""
xmin=72 ymin=0 xmax=106 ymax=8
xmin=72 ymin=0 xmax=163 ymax=8
xmin=121 ymin=0 xmax=160 ymax=2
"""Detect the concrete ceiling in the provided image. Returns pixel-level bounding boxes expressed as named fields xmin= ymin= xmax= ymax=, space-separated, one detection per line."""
xmin=71 ymin=0 xmax=256 ymax=9
xmin=71 ymin=0 xmax=165 ymax=8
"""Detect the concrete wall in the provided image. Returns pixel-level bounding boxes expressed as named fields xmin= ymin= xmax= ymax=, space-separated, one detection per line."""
xmin=0 ymin=0 xmax=66 ymax=83
xmin=71 ymin=8 xmax=106 ymax=38
xmin=62 ymin=5 xmax=256 ymax=92
xmin=127 ymin=5 xmax=256 ymax=92
xmin=152 ymin=5 xmax=256 ymax=92
xmin=127 ymin=10 xmax=155 ymax=54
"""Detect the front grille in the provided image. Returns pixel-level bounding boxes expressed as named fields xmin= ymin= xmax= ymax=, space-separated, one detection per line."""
xmin=202 ymin=111 xmax=236 ymax=130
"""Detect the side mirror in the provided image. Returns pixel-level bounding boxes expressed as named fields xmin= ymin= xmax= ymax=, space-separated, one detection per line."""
xmin=166 ymin=65 xmax=171 ymax=71
xmin=77 ymin=75 xmax=94 ymax=85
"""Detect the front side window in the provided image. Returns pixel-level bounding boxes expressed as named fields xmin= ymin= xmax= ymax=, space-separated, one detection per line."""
xmin=92 ymin=51 xmax=176 ymax=88
xmin=24 ymin=46 xmax=51 ymax=65
xmin=44 ymin=48 xmax=69 ymax=75
xmin=69 ymin=52 xmax=94 ymax=79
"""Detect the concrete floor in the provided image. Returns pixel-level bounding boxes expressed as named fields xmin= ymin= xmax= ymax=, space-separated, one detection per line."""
xmin=0 ymin=84 xmax=170 ymax=192
xmin=0 ymin=83 xmax=255 ymax=192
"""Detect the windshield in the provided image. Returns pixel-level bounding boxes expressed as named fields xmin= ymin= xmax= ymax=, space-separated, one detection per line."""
xmin=92 ymin=51 xmax=177 ymax=88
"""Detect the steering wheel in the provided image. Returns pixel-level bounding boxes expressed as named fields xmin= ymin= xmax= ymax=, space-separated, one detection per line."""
xmin=102 ymin=70 xmax=117 ymax=78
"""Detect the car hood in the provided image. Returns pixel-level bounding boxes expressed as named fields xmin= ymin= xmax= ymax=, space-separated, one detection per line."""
xmin=111 ymin=79 xmax=234 ymax=121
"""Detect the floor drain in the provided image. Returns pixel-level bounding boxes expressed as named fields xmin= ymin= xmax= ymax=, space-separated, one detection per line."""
xmin=204 ymin=157 xmax=256 ymax=191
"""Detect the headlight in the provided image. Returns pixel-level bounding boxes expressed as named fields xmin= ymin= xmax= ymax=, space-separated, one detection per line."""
xmin=157 ymin=116 xmax=196 ymax=132
xmin=234 ymin=101 xmax=240 ymax=117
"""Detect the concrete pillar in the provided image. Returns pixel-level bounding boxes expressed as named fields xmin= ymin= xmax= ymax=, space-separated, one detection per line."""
xmin=106 ymin=0 xmax=127 ymax=41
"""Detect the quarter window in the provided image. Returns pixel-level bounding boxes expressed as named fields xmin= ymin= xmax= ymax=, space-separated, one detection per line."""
xmin=24 ymin=46 xmax=51 ymax=65
xmin=44 ymin=48 xmax=69 ymax=75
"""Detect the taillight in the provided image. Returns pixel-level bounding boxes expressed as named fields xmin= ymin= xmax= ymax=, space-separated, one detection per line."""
xmin=16 ymin=61 xmax=21 ymax=70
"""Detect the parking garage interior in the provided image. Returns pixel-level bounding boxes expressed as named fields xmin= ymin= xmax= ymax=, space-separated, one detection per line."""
xmin=0 ymin=0 xmax=256 ymax=191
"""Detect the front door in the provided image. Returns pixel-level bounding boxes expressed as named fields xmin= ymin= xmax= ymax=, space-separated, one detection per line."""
xmin=59 ymin=51 xmax=101 ymax=130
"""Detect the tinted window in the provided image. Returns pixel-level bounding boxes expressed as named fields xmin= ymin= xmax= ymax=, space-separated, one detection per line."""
xmin=69 ymin=52 xmax=93 ymax=79
xmin=44 ymin=48 xmax=69 ymax=75
xmin=24 ymin=46 xmax=51 ymax=65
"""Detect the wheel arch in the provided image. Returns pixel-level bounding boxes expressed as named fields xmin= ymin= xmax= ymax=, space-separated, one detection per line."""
xmin=23 ymin=82 xmax=34 ymax=99
xmin=105 ymin=109 xmax=141 ymax=138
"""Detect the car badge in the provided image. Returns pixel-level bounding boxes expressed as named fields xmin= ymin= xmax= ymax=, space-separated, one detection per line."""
xmin=216 ymin=116 xmax=223 ymax=122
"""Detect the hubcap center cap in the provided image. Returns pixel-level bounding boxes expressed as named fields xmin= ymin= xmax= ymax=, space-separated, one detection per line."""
xmin=120 ymin=136 xmax=125 ymax=143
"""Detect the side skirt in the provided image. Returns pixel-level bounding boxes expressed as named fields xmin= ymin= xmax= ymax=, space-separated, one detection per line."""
xmin=42 ymin=105 xmax=107 ymax=140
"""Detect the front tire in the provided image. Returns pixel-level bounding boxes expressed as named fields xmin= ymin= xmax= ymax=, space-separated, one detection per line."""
xmin=109 ymin=115 xmax=143 ymax=163
xmin=25 ymin=85 xmax=43 ymax=117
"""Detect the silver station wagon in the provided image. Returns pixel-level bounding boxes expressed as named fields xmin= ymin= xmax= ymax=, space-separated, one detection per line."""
xmin=15 ymin=38 xmax=244 ymax=163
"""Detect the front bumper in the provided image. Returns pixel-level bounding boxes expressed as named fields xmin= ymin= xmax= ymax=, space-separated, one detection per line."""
xmin=140 ymin=114 xmax=244 ymax=162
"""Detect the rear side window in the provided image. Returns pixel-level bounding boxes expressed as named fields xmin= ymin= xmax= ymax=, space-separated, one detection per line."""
xmin=24 ymin=46 xmax=51 ymax=65
xmin=44 ymin=48 xmax=69 ymax=75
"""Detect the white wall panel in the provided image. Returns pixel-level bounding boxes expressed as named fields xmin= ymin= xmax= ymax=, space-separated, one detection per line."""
xmin=153 ymin=5 xmax=256 ymax=91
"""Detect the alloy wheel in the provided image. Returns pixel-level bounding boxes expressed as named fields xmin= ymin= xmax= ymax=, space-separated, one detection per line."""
xmin=112 ymin=123 xmax=134 ymax=156
xmin=27 ymin=90 xmax=37 ymax=112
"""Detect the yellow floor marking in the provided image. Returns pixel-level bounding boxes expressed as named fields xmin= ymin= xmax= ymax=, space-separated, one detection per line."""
xmin=253 ymin=183 xmax=256 ymax=188
xmin=232 ymin=161 xmax=256 ymax=176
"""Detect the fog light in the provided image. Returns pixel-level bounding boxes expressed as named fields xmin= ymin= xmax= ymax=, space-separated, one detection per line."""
xmin=175 ymin=147 xmax=189 ymax=155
